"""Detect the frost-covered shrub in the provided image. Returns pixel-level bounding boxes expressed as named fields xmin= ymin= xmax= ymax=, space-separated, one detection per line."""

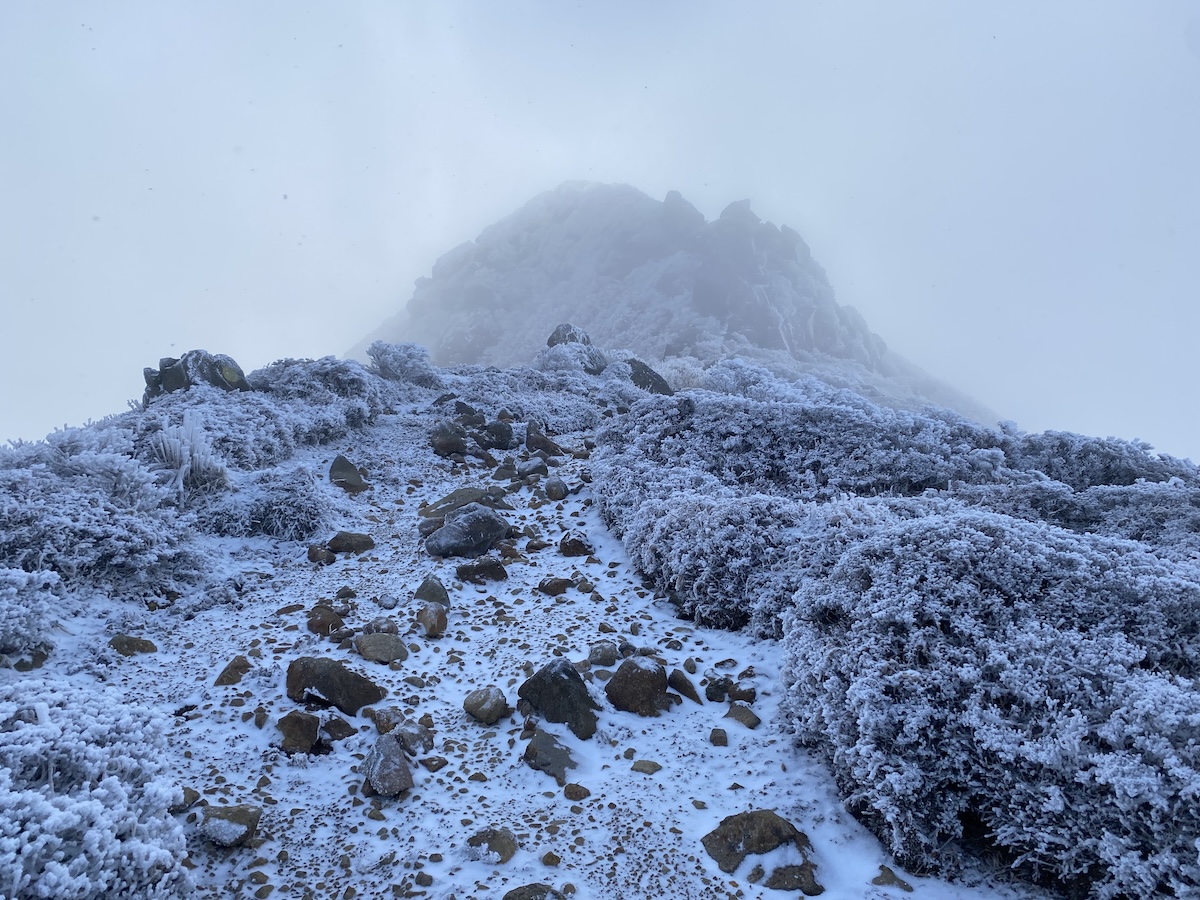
xmin=0 ymin=679 xmax=190 ymax=898
xmin=145 ymin=410 xmax=228 ymax=497
xmin=0 ymin=570 xmax=59 ymax=659
xmin=1004 ymin=430 xmax=1195 ymax=490
xmin=447 ymin=365 xmax=606 ymax=435
xmin=249 ymin=356 xmax=389 ymax=428
xmin=196 ymin=469 xmax=332 ymax=542
xmin=780 ymin=508 xmax=1200 ymax=897
xmin=367 ymin=340 xmax=445 ymax=389
xmin=0 ymin=431 xmax=201 ymax=593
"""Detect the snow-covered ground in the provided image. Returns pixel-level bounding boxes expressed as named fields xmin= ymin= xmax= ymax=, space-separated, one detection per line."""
xmin=10 ymin=398 xmax=1044 ymax=899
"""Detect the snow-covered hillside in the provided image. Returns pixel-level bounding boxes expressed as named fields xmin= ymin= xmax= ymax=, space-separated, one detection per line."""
xmin=353 ymin=183 xmax=991 ymax=423
xmin=2 ymin=331 xmax=1198 ymax=899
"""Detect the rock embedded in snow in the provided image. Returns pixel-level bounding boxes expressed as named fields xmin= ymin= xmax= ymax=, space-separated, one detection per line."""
xmin=701 ymin=810 xmax=818 ymax=879
xmin=361 ymin=732 xmax=413 ymax=796
xmin=517 ymin=658 xmax=600 ymax=740
xmin=525 ymin=423 xmax=563 ymax=457
xmin=425 ymin=502 xmax=510 ymax=559
xmin=327 ymin=531 xmax=375 ymax=554
xmin=329 ymin=454 xmax=369 ymax=494
xmin=558 ymin=531 xmax=593 ymax=557
xmin=354 ymin=632 xmax=409 ymax=664
xmin=214 ymin=654 xmax=251 ymax=686
xmin=108 ymin=633 xmax=157 ymax=656
xmin=710 ymin=727 xmax=728 ymax=747
xmin=873 ymin=865 xmax=914 ymax=892
xmin=502 ymin=885 xmax=566 ymax=900
xmin=667 ymin=668 xmax=702 ymax=704
xmin=201 ymin=804 xmax=262 ymax=848
xmin=307 ymin=544 xmax=336 ymax=565
xmin=517 ymin=457 xmax=549 ymax=478
xmin=286 ymin=656 xmax=387 ymax=715
xmin=414 ymin=601 xmax=447 ymax=637
xmin=455 ymin=557 xmax=508 ymax=583
xmin=467 ymin=826 xmax=519 ymax=864
xmin=522 ymin=728 xmax=578 ymax=786
xmin=413 ymin=574 xmax=450 ymax=607
xmin=307 ymin=604 xmax=344 ymax=636
xmin=536 ymin=576 xmax=574 ymax=597
xmin=463 ymin=685 xmax=511 ymax=726
xmin=626 ymin=358 xmax=673 ymax=396
xmin=604 ymin=657 xmax=671 ymax=717
xmin=587 ymin=640 xmax=619 ymax=667
xmin=724 ymin=700 xmax=761 ymax=730
xmin=277 ymin=710 xmax=320 ymax=754
xmin=631 ymin=759 xmax=662 ymax=775
xmin=544 ymin=476 xmax=569 ymax=501
xmin=429 ymin=420 xmax=469 ymax=457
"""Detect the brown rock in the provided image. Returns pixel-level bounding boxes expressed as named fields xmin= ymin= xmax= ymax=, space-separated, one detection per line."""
xmin=701 ymin=810 xmax=816 ymax=878
xmin=307 ymin=605 xmax=344 ymax=636
xmin=214 ymin=655 xmax=252 ymax=686
xmin=563 ymin=783 xmax=590 ymax=801
xmin=668 ymin=668 xmax=702 ymax=704
xmin=354 ymin=632 xmax=409 ymax=664
xmin=764 ymin=864 xmax=823 ymax=895
xmin=456 ymin=557 xmax=508 ymax=583
xmin=710 ymin=727 xmax=728 ymax=747
xmin=537 ymin=577 xmax=575 ymax=597
xmin=285 ymin=656 xmax=386 ymax=715
xmin=872 ymin=865 xmax=913 ymax=892
xmin=558 ymin=532 xmax=593 ymax=557
xmin=329 ymin=454 xmax=369 ymax=494
xmin=604 ymin=658 xmax=671 ymax=717
xmin=724 ymin=701 xmax=761 ymax=730
xmin=109 ymin=634 xmax=156 ymax=656
xmin=631 ymin=759 xmax=662 ymax=775
xmin=327 ymin=531 xmax=375 ymax=554
xmin=502 ymin=885 xmax=566 ymax=900
xmin=307 ymin=545 xmax=336 ymax=565
xmin=277 ymin=710 xmax=320 ymax=754
xmin=415 ymin=601 xmax=448 ymax=638
xmin=467 ymin=827 xmax=518 ymax=864
xmin=201 ymin=804 xmax=262 ymax=847
xmin=463 ymin=685 xmax=511 ymax=725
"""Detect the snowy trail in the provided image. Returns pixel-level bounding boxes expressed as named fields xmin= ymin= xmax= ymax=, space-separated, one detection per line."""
xmin=41 ymin=409 xmax=1042 ymax=900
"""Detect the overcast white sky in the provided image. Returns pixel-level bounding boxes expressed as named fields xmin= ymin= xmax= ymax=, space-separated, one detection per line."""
xmin=3 ymin=2 xmax=1199 ymax=459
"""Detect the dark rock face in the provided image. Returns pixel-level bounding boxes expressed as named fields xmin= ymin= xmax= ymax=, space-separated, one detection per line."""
xmin=329 ymin=455 xmax=369 ymax=494
xmin=214 ymin=655 xmax=252 ymax=686
xmin=455 ymin=557 xmax=508 ymax=583
xmin=522 ymin=728 xmax=577 ymax=785
xmin=430 ymin=420 xmax=469 ymax=457
xmin=502 ymin=885 xmax=566 ymax=900
xmin=668 ymin=668 xmax=702 ymax=704
xmin=425 ymin=503 xmax=510 ymax=559
xmin=518 ymin=658 xmax=600 ymax=740
xmin=286 ymin=656 xmax=387 ymax=715
xmin=627 ymin=358 xmax=673 ymax=395
xmin=547 ymin=323 xmax=593 ymax=347
xmin=604 ymin=658 xmax=671 ymax=717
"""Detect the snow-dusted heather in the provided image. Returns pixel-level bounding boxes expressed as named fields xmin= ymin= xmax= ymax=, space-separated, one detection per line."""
xmin=589 ymin=358 xmax=1200 ymax=896
xmin=2 ymin=340 xmax=1197 ymax=898
xmin=0 ymin=679 xmax=189 ymax=899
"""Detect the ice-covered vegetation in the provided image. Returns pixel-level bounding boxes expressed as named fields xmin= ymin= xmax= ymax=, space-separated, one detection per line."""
xmin=3 ymin=337 xmax=1198 ymax=898
xmin=0 ymin=679 xmax=189 ymax=899
xmin=591 ymin=358 xmax=1200 ymax=898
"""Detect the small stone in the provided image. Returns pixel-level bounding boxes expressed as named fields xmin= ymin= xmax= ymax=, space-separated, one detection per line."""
xmin=563 ymin=783 xmax=590 ymax=801
xmin=361 ymin=733 xmax=414 ymax=796
xmin=544 ymin=476 xmax=568 ymax=501
xmin=169 ymin=786 xmax=200 ymax=814
xmin=537 ymin=577 xmax=574 ymax=597
xmin=587 ymin=641 xmax=619 ymax=667
xmin=201 ymin=804 xmax=262 ymax=848
xmin=455 ymin=557 xmax=508 ymax=584
xmin=323 ymin=717 xmax=357 ymax=742
xmin=542 ymin=851 xmax=561 ymax=866
xmin=109 ymin=634 xmax=156 ymax=656
xmin=558 ymin=532 xmax=593 ymax=557
xmin=710 ymin=728 xmax=728 ymax=747
xmin=724 ymin=701 xmax=761 ymax=730
xmin=414 ymin=601 xmax=448 ymax=638
xmin=872 ymin=865 xmax=914 ymax=892
xmin=463 ymin=686 xmax=511 ymax=725
xmin=522 ymin=728 xmax=577 ymax=786
xmin=214 ymin=655 xmax=252 ymax=686
xmin=277 ymin=710 xmax=321 ymax=754
xmin=307 ymin=605 xmax=344 ymax=636
xmin=355 ymin=632 xmax=409 ymax=664
xmin=667 ymin=668 xmax=702 ymax=704
xmin=467 ymin=826 xmax=518 ymax=864
xmin=327 ymin=531 xmax=375 ymax=554
xmin=329 ymin=455 xmax=369 ymax=494
xmin=503 ymin=884 xmax=566 ymax=900
xmin=307 ymin=545 xmax=336 ymax=565
xmin=413 ymin=574 xmax=450 ymax=607
xmin=764 ymin=864 xmax=823 ymax=895
xmin=631 ymin=760 xmax=662 ymax=775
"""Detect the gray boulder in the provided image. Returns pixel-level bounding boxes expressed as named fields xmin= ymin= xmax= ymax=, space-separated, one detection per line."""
xmin=286 ymin=656 xmax=386 ymax=715
xmin=464 ymin=685 xmax=511 ymax=725
xmin=425 ymin=503 xmax=510 ymax=558
xmin=361 ymin=732 xmax=414 ymax=796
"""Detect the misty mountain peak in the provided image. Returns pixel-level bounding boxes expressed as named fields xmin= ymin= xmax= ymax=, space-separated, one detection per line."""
xmin=360 ymin=181 xmax=887 ymax=376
